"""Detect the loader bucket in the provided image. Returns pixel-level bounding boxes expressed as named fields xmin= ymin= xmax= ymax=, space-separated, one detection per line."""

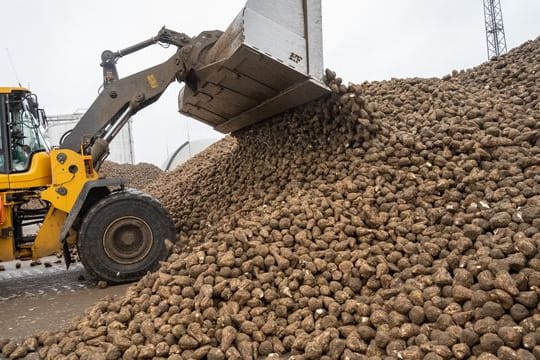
xmin=179 ymin=0 xmax=329 ymax=133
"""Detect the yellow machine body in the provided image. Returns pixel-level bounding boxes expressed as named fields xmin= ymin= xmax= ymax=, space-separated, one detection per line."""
xmin=0 ymin=87 xmax=99 ymax=261
xmin=0 ymin=149 xmax=98 ymax=261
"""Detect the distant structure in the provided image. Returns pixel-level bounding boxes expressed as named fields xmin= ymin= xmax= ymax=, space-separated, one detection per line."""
xmin=162 ymin=138 xmax=219 ymax=171
xmin=483 ymin=0 xmax=507 ymax=59
xmin=45 ymin=113 xmax=135 ymax=164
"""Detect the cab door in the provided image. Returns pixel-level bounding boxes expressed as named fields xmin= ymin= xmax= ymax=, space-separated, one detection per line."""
xmin=4 ymin=91 xmax=51 ymax=189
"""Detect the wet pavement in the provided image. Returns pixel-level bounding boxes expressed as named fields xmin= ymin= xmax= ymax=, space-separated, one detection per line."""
xmin=0 ymin=257 xmax=130 ymax=341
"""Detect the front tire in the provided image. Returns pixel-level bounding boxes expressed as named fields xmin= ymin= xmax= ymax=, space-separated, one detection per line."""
xmin=78 ymin=188 xmax=174 ymax=284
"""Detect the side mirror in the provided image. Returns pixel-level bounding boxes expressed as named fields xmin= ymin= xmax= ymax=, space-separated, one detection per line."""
xmin=25 ymin=93 xmax=40 ymax=119
xmin=39 ymin=109 xmax=48 ymax=129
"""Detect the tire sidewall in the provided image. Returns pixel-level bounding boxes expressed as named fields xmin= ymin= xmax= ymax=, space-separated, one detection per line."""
xmin=78 ymin=190 xmax=173 ymax=283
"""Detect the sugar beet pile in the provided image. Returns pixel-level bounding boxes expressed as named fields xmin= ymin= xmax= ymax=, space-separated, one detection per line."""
xmin=100 ymin=161 xmax=163 ymax=191
xmin=2 ymin=38 xmax=540 ymax=359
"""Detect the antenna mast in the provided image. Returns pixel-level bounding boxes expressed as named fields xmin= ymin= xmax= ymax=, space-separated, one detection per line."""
xmin=5 ymin=48 xmax=22 ymax=86
xmin=483 ymin=0 xmax=507 ymax=59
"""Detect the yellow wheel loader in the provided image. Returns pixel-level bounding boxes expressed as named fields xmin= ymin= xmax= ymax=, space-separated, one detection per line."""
xmin=0 ymin=0 xmax=328 ymax=283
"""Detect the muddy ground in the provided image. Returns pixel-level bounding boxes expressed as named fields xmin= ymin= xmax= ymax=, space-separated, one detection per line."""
xmin=0 ymin=258 xmax=129 ymax=342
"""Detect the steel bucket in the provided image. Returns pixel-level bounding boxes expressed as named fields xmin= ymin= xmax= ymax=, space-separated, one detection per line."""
xmin=178 ymin=0 xmax=329 ymax=133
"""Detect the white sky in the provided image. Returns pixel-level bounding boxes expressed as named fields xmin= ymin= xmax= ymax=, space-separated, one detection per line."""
xmin=1 ymin=1 xmax=539 ymax=166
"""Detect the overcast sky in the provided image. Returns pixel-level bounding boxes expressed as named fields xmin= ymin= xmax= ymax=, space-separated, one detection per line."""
xmin=1 ymin=1 xmax=539 ymax=166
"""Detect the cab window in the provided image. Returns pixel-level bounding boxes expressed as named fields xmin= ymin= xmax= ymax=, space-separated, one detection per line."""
xmin=7 ymin=95 xmax=48 ymax=172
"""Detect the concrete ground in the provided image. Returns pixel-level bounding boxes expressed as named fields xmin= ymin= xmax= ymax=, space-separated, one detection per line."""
xmin=0 ymin=257 xmax=129 ymax=341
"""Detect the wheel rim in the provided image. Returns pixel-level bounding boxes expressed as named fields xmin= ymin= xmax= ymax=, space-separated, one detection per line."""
xmin=103 ymin=216 xmax=154 ymax=265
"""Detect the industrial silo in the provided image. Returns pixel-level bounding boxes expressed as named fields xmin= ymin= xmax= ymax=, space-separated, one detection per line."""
xmin=45 ymin=112 xmax=135 ymax=164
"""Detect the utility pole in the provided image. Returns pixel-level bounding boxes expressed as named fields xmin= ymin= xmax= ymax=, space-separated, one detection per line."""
xmin=483 ymin=0 xmax=507 ymax=59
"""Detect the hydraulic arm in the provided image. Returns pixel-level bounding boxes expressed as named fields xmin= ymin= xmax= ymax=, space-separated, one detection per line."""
xmin=60 ymin=27 xmax=222 ymax=167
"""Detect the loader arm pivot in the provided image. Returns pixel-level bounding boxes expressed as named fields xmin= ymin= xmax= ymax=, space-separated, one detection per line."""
xmin=60 ymin=28 xmax=222 ymax=167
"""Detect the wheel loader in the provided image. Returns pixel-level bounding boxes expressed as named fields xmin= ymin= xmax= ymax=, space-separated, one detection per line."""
xmin=0 ymin=0 xmax=328 ymax=283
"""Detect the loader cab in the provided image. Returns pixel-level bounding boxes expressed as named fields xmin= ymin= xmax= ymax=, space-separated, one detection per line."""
xmin=0 ymin=87 xmax=49 ymax=175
